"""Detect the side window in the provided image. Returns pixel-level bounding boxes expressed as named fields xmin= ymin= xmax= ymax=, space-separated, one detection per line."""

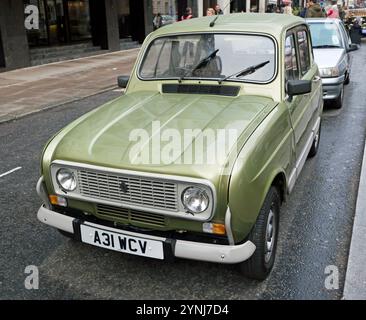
xmin=339 ymin=23 xmax=351 ymax=47
xmin=297 ymin=30 xmax=311 ymax=76
xmin=285 ymin=34 xmax=299 ymax=82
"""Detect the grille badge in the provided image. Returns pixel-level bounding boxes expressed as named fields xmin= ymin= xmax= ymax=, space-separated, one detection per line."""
xmin=119 ymin=181 xmax=129 ymax=193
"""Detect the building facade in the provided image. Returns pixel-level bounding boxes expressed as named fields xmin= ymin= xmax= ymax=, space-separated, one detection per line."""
xmin=0 ymin=0 xmax=154 ymax=71
xmin=1 ymin=0 xmax=295 ymax=72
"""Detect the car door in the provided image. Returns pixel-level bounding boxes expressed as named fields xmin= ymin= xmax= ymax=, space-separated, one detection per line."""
xmin=285 ymin=27 xmax=321 ymax=190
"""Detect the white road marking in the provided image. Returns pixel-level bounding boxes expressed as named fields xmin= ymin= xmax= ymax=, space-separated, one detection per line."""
xmin=0 ymin=167 xmax=22 ymax=178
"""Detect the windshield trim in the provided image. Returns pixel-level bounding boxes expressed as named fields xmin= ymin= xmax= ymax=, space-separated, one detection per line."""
xmin=137 ymin=31 xmax=279 ymax=85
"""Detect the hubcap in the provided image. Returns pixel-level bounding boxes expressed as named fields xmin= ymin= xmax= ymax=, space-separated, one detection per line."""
xmin=264 ymin=208 xmax=276 ymax=264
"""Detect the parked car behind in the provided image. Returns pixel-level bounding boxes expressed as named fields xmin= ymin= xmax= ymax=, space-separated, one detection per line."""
xmin=306 ymin=18 xmax=358 ymax=108
xmin=37 ymin=14 xmax=323 ymax=280
xmin=161 ymin=15 xmax=176 ymax=27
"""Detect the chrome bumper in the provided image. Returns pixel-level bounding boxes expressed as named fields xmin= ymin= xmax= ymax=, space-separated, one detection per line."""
xmin=321 ymin=75 xmax=345 ymax=100
xmin=37 ymin=205 xmax=256 ymax=264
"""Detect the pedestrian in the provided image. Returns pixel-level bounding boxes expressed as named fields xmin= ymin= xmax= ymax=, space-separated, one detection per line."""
xmin=283 ymin=1 xmax=293 ymax=15
xmin=305 ymin=0 xmax=326 ymax=18
xmin=338 ymin=4 xmax=346 ymax=20
xmin=327 ymin=1 xmax=339 ymax=18
xmin=206 ymin=8 xmax=215 ymax=16
xmin=153 ymin=13 xmax=163 ymax=30
xmin=181 ymin=7 xmax=193 ymax=20
xmin=299 ymin=2 xmax=308 ymax=18
xmin=215 ymin=4 xmax=224 ymax=15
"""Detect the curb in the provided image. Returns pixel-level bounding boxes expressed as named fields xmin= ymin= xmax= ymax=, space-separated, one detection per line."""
xmin=0 ymin=85 xmax=120 ymax=125
xmin=343 ymin=139 xmax=366 ymax=299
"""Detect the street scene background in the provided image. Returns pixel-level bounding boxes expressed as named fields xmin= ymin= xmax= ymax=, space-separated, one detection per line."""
xmin=1 ymin=0 xmax=366 ymax=299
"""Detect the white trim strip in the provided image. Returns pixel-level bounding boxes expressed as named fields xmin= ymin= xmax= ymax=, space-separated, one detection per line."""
xmin=0 ymin=166 xmax=22 ymax=178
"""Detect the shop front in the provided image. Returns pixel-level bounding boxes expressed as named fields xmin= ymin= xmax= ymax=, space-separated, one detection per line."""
xmin=24 ymin=0 xmax=92 ymax=47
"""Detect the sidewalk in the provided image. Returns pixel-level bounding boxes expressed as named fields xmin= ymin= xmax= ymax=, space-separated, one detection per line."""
xmin=0 ymin=48 xmax=139 ymax=123
xmin=343 ymin=140 xmax=366 ymax=299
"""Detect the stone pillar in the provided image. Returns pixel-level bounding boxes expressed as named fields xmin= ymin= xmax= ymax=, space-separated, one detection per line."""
xmin=218 ymin=0 xmax=231 ymax=14
xmin=246 ymin=0 xmax=251 ymax=12
xmin=198 ymin=0 xmax=204 ymax=17
xmin=259 ymin=0 xmax=266 ymax=12
xmin=0 ymin=0 xmax=30 ymax=70
xmin=104 ymin=0 xmax=120 ymax=51
xmin=144 ymin=0 xmax=153 ymax=36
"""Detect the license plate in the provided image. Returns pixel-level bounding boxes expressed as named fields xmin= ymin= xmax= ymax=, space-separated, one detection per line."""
xmin=362 ymin=29 xmax=366 ymax=34
xmin=80 ymin=224 xmax=164 ymax=259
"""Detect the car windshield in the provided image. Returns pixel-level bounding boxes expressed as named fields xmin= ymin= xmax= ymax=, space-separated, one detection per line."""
xmin=139 ymin=34 xmax=276 ymax=83
xmin=308 ymin=22 xmax=343 ymax=48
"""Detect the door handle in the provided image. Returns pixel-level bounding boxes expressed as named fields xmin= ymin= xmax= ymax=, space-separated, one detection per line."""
xmin=312 ymin=76 xmax=321 ymax=82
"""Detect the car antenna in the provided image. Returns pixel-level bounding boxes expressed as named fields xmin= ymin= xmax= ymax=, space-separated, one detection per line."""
xmin=210 ymin=0 xmax=234 ymax=27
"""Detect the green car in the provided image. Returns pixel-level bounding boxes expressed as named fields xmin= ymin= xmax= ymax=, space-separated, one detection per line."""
xmin=36 ymin=14 xmax=323 ymax=280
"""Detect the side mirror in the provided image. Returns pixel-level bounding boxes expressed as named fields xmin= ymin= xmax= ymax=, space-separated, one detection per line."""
xmin=287 ymin=80 xmax=312 ymax=98
xmin=117 ymin=75 xmax=130 ymax=88
xmin=347 ymin=43 xmax=358 ymax=52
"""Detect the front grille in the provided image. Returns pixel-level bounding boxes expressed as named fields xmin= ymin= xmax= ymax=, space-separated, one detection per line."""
xmin=77 ymin=169 xmax=178 ymax=211
xmin=97 ymin=204 xmax=166 ymax=227
xmin=162 ymin=84 xmax=240 ymax=96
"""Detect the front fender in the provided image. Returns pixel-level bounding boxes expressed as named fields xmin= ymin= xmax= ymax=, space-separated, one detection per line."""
xmin=228 ymin=103 xmax=293 ymax=243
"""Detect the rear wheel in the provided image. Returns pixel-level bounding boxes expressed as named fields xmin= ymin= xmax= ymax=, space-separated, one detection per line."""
xmin=239 ymin=186 xmax=280 ymax=280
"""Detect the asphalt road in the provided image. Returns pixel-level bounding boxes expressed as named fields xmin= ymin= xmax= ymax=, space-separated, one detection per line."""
xmin=1 ymin=45 xmax=366 ymax=300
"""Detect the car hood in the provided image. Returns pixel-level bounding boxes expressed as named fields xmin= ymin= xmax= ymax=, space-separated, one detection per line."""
xmin=48 ymin=91 xmax=275 ymax=181
xmin=313 ymin=48 xmax=345 ymax=68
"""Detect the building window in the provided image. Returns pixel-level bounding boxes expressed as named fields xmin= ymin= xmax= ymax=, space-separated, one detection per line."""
xmin=24 ymin=0 xmax=91 ymax=47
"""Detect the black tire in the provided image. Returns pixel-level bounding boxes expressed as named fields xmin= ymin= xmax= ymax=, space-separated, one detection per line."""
xmin=333 ymin=85 xmax=344 ymax=109
xmin=239 ymin=186 xmax=280 ymax=280
xmin=58 ymin=229 xmax=75 ymax=239
xmin=344 ymin=73 xmax=350 ymax=85
xmin=308 ymin=123 xmax=321 ymax=158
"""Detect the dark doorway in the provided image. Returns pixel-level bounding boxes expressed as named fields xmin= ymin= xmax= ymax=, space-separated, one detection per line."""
xmin=0 ymin=28 xmax=5 ymax=68
xmin=129 ymin=0 xmax=146 ymax=43
xmin=230 ymin=0 xmax=247 ymax=12
xmin=89 ymin=0 xmax=107 ymax=48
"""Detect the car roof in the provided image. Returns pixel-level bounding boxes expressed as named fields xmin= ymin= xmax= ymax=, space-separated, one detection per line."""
xmin=152 ymin=13 xmax=305 ymax=38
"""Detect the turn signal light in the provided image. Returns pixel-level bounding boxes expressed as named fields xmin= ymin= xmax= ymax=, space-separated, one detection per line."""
xmin=202 ymin=223 xmax=226 ymax=235
xmin=49 ymin=195 xmax=67 ymax=207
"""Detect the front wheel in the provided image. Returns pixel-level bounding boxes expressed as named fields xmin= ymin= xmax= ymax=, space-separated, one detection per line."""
xmin=333 ymin=84 xmax=344 ymax=109
xmin=344 ymin=72 xmax=350 ymax=85
xmin=239 ymin=186 xmax=280 ymax=280
xmin=308 ymin=123 xmax=321 ymax=158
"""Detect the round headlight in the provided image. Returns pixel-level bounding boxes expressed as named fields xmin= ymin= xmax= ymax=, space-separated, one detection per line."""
xmin=182 ymin=187 xmax=209 ymax=213
xmin=56 ymin=168 xmax=76 ymax=191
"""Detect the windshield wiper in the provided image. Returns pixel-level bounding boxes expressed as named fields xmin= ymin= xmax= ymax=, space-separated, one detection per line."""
xmin=219 ymin=60 xmax=270 ymax=83
xmin=313 ymin=45 xmax=341 ymax=48
xmin=179 ymin=49 xmax=219 ymax=82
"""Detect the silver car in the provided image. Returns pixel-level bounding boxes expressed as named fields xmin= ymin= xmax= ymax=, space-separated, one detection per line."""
xmin=306 ymin=18 xmax=358 ymax=108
